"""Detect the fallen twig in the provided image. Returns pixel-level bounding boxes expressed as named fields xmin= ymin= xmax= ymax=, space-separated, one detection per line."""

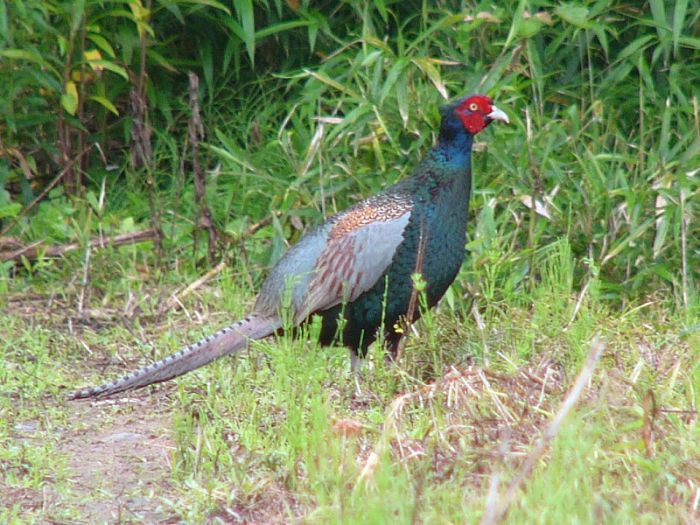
xmin=162 ymin=260 xmax=227 ymax=313
xmin=0 ymin=228 xmax=158 ymax=262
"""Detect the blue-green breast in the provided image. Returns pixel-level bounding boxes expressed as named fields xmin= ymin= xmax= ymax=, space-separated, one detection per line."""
xmin=324 ymin=157 xmax=472 ymax=352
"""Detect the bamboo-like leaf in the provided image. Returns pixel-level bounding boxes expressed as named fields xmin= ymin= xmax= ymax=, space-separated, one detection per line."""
xmin=373 ymin=0 xmax=388 ymax=22
xmin=616 ymin=35 xmax=654 ymax=61
xmin=371 ymin=132 xmax=385 ymax=172
xmin=653 ymin=195 xmax=669 ymax=260
xmin=234 ymin=0 xmax=256 ymax=65
xmin=679 ymin=36 xmax=700 ymax=50
xmin=211 ymin=129 xmax=258 ymax=172
xmin=70 ymin=0 xmax=86 ymax=36
xmin=363 ymin=35 xmax=393 ymax=55
xmin=648 ymin=0 xmax=669 ymax=33
xmin=678 ymin=36 xmax=700 ymax=49
xmin=307 ymin=19 xmax=318 ymax=52
xmin=255 ymin=20 xmax=311 ymax=40
xmin=555 ymin=4 xmax=589 ymax=28
xmin=180 ymin=0 xmax=231 ymax=14
xmin=404 ymin=13 xmax=464 ymax=53
xmin=223 ymin=17 xmax=246 ymax=42
xmin=411 ymin=58 xmax=448 ymax=99
xmin=380 ymin=58 xmax=409 ymax=104
xmin=326 ymin=103 xmax=373 ymax=143
xmin=303 ymin=69 xmax=362 ymax=100
xmin=0 ymin=48 xmax=59 ymax=76
xmin=590 ymin=21 xmax=609 ymax=58
xmin=88 ymin=95 xmax=119 ymax=116
xmin=61 ymin=81 xmax=79 ymax=115
xmin=86 ymin=34 xmax=116 ymax=58
xmin=396 ymin=76 xmax=409 ymax=127
xmin=372 ymin=105 xmax=393 ymax=145
xmin=89 ymin=60 xmax=128 ymax=80
xmin=659 ymin=98 xmax=671 ymax=157
xmin=602 ymin=218 xmax=655 ymax=266
xmin=672 ymin=0 xmax=688 ymax=56
xmin=146 ymin=49 xmax=178 ymax=73
xmin=199 ymin=41 xmax=214 ymax=99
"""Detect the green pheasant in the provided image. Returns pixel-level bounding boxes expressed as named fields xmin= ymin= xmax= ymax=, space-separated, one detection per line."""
xmin=70 ymin=94 xmax=508 ymax=399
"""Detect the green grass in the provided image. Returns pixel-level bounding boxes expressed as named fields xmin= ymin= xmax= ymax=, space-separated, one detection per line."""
xmin=1 ymin=242 xmax=698 ymax=523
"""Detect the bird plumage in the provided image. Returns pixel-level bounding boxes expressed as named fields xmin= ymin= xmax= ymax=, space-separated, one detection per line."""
xmin=69 ymin=94 xmax=508 ymax=400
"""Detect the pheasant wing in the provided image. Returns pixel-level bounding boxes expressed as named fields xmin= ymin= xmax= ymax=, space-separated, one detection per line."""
xmin=297 ymin=200 xmax=411 ymax=320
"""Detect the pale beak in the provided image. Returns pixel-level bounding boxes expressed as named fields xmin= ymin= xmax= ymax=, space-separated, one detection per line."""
xmin=487 ymin=106 xmax=509 ymax=124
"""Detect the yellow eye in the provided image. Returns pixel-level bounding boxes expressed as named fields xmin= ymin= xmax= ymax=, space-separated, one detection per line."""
xmin=469 ymin=103 xmax=479 ymax=111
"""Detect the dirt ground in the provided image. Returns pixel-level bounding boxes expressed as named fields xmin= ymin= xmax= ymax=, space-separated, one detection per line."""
xmin=7 ymin=394 xmax=177 ymax=524
xmin=60 ymin=399 xmax=177 ymax=524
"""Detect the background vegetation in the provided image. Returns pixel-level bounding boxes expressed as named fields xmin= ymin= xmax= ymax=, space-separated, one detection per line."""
xmin=1 ymin=0 xmax=698 ymax=523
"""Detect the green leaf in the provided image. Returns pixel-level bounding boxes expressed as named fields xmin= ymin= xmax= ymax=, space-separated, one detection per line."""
xmin=404 ymin=13 xmax=464 ymax=53
xmin=396 ymin=76 xmax=409 ymax=127
xmin=617 ymin=35 xmax=654 ymax=61
xmin=86 ymin=190 xmax=100 ymax=213
xmin=0 ymin=202 xmax=22 ymax=219
xmin=602 ymin=218 xmax=655 ymax=266
xmin=89 ymin=60 xmax=128 ymax=80
xmin=590 ymin=21 xmax=609 ymax=57
xmin=0 ymin=48 xmax=42 ymax=61
xmin=0 ymin=48 xmax=59 ymax=77
xmin=233 ymin=0 xmax=255 ymax=65
xmin=146 ymin=49 xmax=178 ymax=72
xmin=304 ymin=69 xmax=361 ymax=100
xmin=87 ymin=33 xmax=116 ymax=58
xmin=183 ymin=0 xmax=231 ymax=14
xmin=88 ymin=95 xmax=119 ymax=116
xmin=70 ymin=0 xmax=86 ymax=36
xmin=679 ymin=36 xmax=700 ymax=50
xmin=516 ymin=17 xmax=543 ymax=39
xmin=555 ymin=4 xmax=589 ymax=28
xmin=380 ymin=58 xmax=409 ymax=104
xmin=255 ymin=20 xmax=311 ymax=40
xmin=648 ymin=0 xmax=669 ymax=32
xmin=412 ymin=58 xmax=448 ymax=99
xmin=672 ymin=0 xmax=688 ymax=55
xmin=373 ymin=0 xmax=388 ymax=22
xmin=223 ymin=17 xmax=245 ymax=42
xmin=61 ymin=81 xmax=79 ymax=115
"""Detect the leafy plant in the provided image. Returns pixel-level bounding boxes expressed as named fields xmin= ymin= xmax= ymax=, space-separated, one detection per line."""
xmin=1 ymin=0 xmax=699 ymax=303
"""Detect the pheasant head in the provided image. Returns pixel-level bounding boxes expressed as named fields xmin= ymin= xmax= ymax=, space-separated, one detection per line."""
xmin=442 ymin=94 xmax=509 ymax=135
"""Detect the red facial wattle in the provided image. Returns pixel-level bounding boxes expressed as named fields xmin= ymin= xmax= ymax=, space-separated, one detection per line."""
xmin=456 ymin=95 xmax=509 ymax=134
xmin=460 ymin=112 xmax=487 ymax=134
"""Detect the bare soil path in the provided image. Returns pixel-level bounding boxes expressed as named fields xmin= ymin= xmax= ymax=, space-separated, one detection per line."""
xmin=58 ymin=398 xmax=177 ymax=524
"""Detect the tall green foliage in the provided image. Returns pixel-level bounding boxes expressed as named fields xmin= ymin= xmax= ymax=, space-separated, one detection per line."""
xmin=1 ymin=0 xmax=699 ymax=304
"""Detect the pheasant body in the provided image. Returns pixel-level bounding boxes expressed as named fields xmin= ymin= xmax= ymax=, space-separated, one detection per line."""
xmin=69 ymin=94 xmax=508 ymax=400
xmin=318 ymin=131 xmax=474 ymax=355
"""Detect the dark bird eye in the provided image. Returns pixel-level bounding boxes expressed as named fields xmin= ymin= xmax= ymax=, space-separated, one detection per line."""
xmin=469 ymin=103 xmax=478 ymax=111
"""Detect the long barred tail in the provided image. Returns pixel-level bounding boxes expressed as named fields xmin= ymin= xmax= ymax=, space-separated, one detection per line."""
xmin=68 ymin=314 xmax=280 ymax=400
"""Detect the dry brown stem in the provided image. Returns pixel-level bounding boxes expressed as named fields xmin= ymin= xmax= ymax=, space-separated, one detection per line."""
xmin=0 ymin=229 xmax=158 ymax=262
xmin=481 ymin=334 xmax=606 ymax=525
xmin=162 ymin=261 xmax=227 ymax=313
